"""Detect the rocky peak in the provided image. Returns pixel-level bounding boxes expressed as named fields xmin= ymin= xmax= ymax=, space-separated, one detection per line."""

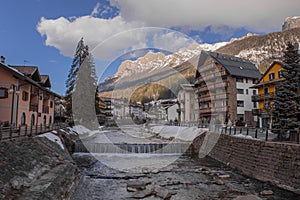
xmin=282 ymin=16 xmax=300 ymax=31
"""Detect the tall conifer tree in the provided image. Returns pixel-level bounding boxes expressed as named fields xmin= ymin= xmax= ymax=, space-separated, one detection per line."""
xmin=65 ymin=38 xmax=89 ymax=121
xmin=272 ymin=41 xmax=300 ymax=137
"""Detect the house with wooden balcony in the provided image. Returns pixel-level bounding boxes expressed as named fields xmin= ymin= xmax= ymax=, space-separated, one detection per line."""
xmin=0 ymin=57 xmax=59 ymax=127
xmin=194 ymin=51 xmax=261 ymax=126
xmin=251 ymin=61 xmax=285 ymax=128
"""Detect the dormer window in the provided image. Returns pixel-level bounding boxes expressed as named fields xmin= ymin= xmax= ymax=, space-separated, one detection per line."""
xmin=278 ymin=70 xmax=284 ymax=78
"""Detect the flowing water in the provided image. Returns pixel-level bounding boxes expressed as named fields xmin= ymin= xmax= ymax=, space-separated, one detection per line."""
xmin=71 ymin=126 xmax=300 ymax=199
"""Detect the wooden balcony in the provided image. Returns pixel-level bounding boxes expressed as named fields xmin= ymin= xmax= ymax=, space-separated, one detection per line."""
xmin=252 ymin=92 xmax=275 ymax=102
xmin=198 ymin=95 xmax=211 ymax=103
xmin=199 ymin=107 xmax=211 ymax=113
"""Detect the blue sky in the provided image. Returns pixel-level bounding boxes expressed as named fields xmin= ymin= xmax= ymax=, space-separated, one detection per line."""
xmin=0 ymin=0 xmax=299 ymax=95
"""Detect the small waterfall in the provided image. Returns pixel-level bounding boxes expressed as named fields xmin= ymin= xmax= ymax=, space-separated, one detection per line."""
xmin=75 ymin=141 xmax=191 ymax=154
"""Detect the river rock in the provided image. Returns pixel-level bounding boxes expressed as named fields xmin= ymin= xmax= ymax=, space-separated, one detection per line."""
xmin=219 ymin=174 xmax=231 ymax=179
xmin=153 ymin=186 xmax=172 ymax=199
xmin=214 ymin=179 xmax=224 ymax=185
xmin=131 ymin=189 xmax=153 ymax=199
xmin=127 ymin=181 xmax=146 ymax=192
xmin=234 ymin=195 xmax=262 ymax=200
xmin=260 ymin=190 xmax=274 ymax=195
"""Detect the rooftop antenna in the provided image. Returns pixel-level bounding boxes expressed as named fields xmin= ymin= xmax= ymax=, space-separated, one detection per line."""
xmin=23 ymin=60 xmax=29 ymax=66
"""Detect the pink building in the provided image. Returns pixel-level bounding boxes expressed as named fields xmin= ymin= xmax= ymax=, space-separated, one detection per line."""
xmin=0 ymin=57 xmax=59 ymax=127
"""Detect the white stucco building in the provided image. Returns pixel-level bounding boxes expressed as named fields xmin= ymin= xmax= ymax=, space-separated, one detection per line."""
xmin=177 ymin=84 xmax=199 ymax=124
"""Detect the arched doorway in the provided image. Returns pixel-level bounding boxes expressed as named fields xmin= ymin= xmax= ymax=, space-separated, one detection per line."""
xmin=31 ymin=114 xmax=35 ymax=126
xmin=43 ymin=115 xmax=46 ymax=125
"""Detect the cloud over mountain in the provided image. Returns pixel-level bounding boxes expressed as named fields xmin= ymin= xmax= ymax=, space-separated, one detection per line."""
xmin=37 ymin=0 xmax=300 ymax=60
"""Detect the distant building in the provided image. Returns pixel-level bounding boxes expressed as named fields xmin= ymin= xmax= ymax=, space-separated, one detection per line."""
xmin=96 ymin=97 xmax=106 ymax=125
xmin=102 ymin=97 xmax=114 ymax=125
xmin=178 ymin=84 xmax=199 ymax=124
xmin=129 ymin=102 xmax=143 ymax=119
xmin=166 ymin=104 xmax=179 ymax=122
xmin=194 ymin=51 xmax=261 ymax=126
xmin=0 ymin=57 xmax=59 ymax=127
xmin=251 ymin=61 xmax=285 ymax=128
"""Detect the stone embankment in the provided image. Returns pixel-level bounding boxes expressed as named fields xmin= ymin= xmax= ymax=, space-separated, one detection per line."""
xmin=0 ymin=129 xmax=80 ymax=199
xmin=192 ymin=132 xmax=300 ymax=195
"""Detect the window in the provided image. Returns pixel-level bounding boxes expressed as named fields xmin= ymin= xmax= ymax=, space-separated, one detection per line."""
xmin=0 ymin=87 xmax=8 ymax=99
xmin=236 ymin=77 xmax=243 ymax=83
xmin=21 ymin=113 xmax=26 ymax=125
xmin=245 ymin=78 xmax=248 ymax=83
xmin=253 ymin=102 xmax=257 ymax=108
xmin=237 ymin=89 xmax=244 ymax=94
xmin=50 ymin=101 xmax=53 ymax=108
xmin=49 ymin=116 xmax=52 ymax=125
xmin=269 ymin=72 xmax=275 ymax=81
xmin=264 ymin=88 xmax=269 ymax=95
xmin=278 ymin=70 xmax=284 ymax=78
xmin=253 ymin=90 xmax=257 ymax=95
xmin=237 ymin=100 xmax=244 ymax=107
xmin=246 ymin=89 xmax=249 ymax=95
xmin=22 ymin=91 xmax=28 ymax=101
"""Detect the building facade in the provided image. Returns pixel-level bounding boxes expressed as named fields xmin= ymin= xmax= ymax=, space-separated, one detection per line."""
xmin=0 ymin=59 xmax=58 ymax=127
xmin=195 ymin=51 xmax=261 ymax=126
xmin=177 ymin=84 xmax=199 ymax=124
xmin=251 ymin=61 xmax=285 ymax=128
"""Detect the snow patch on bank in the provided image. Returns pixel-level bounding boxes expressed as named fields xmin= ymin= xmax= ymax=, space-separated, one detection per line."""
xmin=37 ymin=132 xmax=65 ymax=149
xmin=150 ymin=125 xmax=207 ymax=141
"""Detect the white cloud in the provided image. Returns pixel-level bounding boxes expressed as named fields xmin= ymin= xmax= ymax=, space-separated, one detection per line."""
xmin=37 ymin=1 xmax=300 ymax=61
xmin=111 ymin=0 xmax=300 ymax=32
xmin=91 ymin=2 xmax=101 ymax=17
xmin=152 ymin=31 xmax=195 ymax=52
xmin=37 ymin=16 xmax=149 ymax=59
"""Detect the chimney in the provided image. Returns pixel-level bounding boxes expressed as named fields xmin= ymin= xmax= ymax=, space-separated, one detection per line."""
xmin=1 ymin=56 xmax=5 ymax=64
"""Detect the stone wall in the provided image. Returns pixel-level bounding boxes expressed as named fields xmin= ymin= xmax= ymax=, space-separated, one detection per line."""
xmin=0 ymin=134 xmax=80 ymax=199
xmin=192 ymin=132 xmax=300 ymax=194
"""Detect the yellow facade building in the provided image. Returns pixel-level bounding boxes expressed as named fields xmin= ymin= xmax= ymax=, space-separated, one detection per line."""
xmin=252 ymin=61 xmax=285 ymax=128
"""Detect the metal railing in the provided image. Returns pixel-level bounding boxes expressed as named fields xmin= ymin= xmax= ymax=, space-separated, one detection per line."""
xmin=0 ymin=123 xmax=68 ymax=141
xmin=167 ymin=123 xmax=300 ymax=144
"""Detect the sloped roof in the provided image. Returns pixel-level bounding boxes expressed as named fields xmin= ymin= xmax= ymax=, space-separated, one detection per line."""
xmin=9 ymin=66 xmax=41 ymax=82
xmin=198 ymin=51 xmax=261 ymax=79
xmin=257 ymin=61 xmax=284 ymax=83
xmin=40 ymin=75 xmax=51 ymax=88
xmin=0 ymin=63 xmax=59 ymax=97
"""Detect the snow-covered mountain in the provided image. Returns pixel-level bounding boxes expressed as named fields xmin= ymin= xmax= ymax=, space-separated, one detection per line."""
xmin=99 ymin=18 xmax=300 ymax=100
xmin=110 ymin=42 xmax=228 ymax=80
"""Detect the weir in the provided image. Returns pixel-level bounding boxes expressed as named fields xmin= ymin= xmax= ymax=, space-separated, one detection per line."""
xmin=75 ymin=142 xmax=191 ymax=154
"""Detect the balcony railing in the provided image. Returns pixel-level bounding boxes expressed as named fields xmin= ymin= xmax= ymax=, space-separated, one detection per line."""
xmin=198 ymin=95 xmax=211 ymax=103
xmin=199 ymin=107 xmax=211 ymax=113
xmin=252 ymin=92 xmax=275 ymax=102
